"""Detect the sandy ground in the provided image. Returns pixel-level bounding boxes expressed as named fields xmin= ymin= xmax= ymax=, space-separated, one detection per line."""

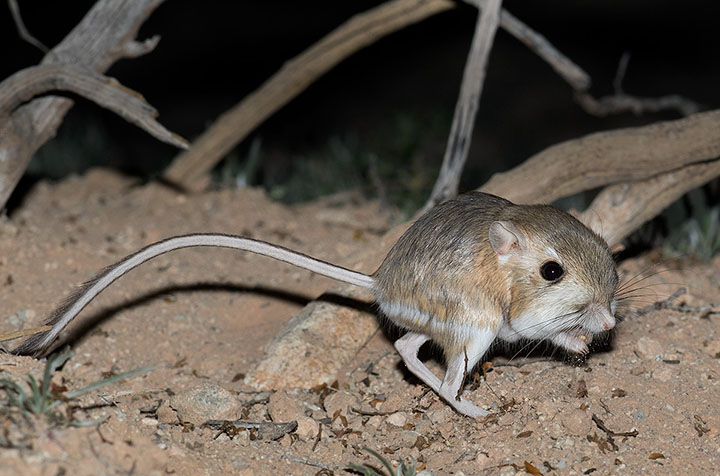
xmin=0 ymin=169 xmax=718 ymax=476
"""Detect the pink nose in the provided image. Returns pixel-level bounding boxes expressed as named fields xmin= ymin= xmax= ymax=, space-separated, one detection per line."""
xmin=602 ymin=310 xmax=616 ymax=330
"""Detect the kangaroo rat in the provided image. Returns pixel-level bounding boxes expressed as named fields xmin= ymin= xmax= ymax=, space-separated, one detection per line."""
xmin=14 ymin=192 xmax=618 ymax=418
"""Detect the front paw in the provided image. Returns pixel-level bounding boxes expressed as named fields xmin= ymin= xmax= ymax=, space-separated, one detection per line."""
xmin=552 ymin=332 xmax=590 ymax=354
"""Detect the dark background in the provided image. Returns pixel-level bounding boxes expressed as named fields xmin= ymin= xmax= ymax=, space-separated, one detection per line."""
xmin=2 ymin=0 xmax=719 ymax=210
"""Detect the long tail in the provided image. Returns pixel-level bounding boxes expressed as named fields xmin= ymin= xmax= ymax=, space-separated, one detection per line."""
xmin=13 ymin=233 xmax=374 ymax=356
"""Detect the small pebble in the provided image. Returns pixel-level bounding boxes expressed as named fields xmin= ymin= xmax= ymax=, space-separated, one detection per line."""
xmin=267 ymin=390 xmax=305 ymax=422
xmin=140 ymin=417 xmax=158 ymax=426
xmin=560 ymin=409 xmax=591 ymax=436
xmin=636 ymin=337 xmax=663 ymax=360
xmin=323 ymin=391 xmax=360 ymax=419
xmin=295 ymin=416 xmax=320 ymax=440
xmin=169 ymin=383 xmax=242 ymax=424
xmin=652 ymin=367 xmax=673 ymax=382
xmin=386 ymin=412 xmax=407 ymax=427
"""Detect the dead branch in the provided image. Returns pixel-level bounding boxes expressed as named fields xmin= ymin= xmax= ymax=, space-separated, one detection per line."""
xmin=575 ymin=92 xmax=700 ymax=118
xmin=162 ymin=0 xmax=456 ymax=191
xmin=163 ymin=0 xmax=699 ymax=196
xmin=467 ymin=0 xmax=698 ymax=119
xmin=422 ymin=0 xmax=502 ymax=212
xmin=7 ymin=0 xmax=49 ymax=53
xmin=0 ymin=64 xmax=187 ymax=149
xmin=480 ymin=109 xmax=720 ymax=204
xmin=580 ymin=160 xmax=720 ymax=247
xmin=245 ymin=110 xmax=720 ymax=391
xmin=465 ymin=0 xmax=590 ymax=91
xmin=119 ymin=35 xmax=161 ymax=58
xmin=0 ymin=0 xmax=171 ymax=211
xmin=574 ymin=51 xmax=700 ymax=117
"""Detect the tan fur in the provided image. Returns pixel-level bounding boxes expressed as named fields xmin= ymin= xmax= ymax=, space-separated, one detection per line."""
xmin=373 ymin=192 xmax=618 ymax=360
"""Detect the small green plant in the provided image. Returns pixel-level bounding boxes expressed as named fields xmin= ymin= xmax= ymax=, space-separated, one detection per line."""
xmin=663 ymin=189 xmax=720 ymax=261
xmin=348 ymin=447 xmax=417 ymax=476
xmin=0 ymin=352 xmax=152 ymax=417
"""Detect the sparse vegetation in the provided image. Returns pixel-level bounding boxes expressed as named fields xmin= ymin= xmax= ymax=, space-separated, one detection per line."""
xmin=0 ymin=352 xmax=152 ymax=420
xmin=663 ymin=189 xmax=720 ymax=261
xmin=348 ymin=447 xmax=417 ymax=476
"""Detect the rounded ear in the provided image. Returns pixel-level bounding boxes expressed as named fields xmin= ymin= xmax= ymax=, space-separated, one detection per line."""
xmin=489 ymin=221 xmax=524 ymax=256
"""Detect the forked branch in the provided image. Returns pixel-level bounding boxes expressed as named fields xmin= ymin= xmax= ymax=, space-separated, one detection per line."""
xmin=0 ymin=0 xmax=175 ymax=211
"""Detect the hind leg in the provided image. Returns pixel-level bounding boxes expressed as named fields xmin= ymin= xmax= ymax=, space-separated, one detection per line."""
xmin=394 ymin=332 xmax=443 ymax=393
xmin=394 ymin=329 xmax=495 ymax=418
xmin=437 ymin=329 xmax=496 ymax=417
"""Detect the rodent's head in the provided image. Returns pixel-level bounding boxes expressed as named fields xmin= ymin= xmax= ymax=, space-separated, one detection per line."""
xmin=489 ymin=204 xmax=618 ymax=344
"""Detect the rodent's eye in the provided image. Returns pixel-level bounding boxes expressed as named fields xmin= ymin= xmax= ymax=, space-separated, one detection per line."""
xmin=540 ymin=261 xmax=564 ymax=281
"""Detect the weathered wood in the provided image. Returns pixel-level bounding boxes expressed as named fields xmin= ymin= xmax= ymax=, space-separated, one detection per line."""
xmin=0 ymin=0 xmax=168 ymax=211
xmin=481 ymin=110 xmax=720 ymax=204
xmin=581 ymin=159 xmax=720 ymax=247
xmin=0 ymin=64 xmax=187 ymax=149
xmin=422 ymin=0 xmax=502 ymax=212
xmin=163 ymin=0 xmax=456 ymax=190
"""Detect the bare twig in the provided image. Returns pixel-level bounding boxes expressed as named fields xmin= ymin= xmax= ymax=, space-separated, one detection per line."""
xmin=7 ymin=0 xmax=49 ymax=53
xmin=202 ymin=419 xmax=298 ymax=441
xmin=464 ymin=0 xmax=590 ymax=90
xmin=576 ymin=51 xmax=700 ymax=117
xmin=575 ymin=91 xmax=700 ymax=118
xmin=0 ymin=64 xmax=187 ymax=149
xmin=163 ymin=0 xmax=456 ymax=191
xmin=634 ymin=288 xmax=686 ymax=316
xmin=422 ymin=0 xmax=502 ymax=212
xmin=119 ymin=35 xmax=161 ymax=59
xmin=281 ymin=456 xmax=331 ymax=471
xmin=592 ymin=413 xmax=639 ymax=438
xmin=466 ymin=0 xmax=698 ymax=117
xmin=613 ymin=51 xmax=631 ymax=94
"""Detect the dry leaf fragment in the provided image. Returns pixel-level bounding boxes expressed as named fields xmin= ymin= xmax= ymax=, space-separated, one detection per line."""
xmin=524 ymin=460 xmax=544 ymax=475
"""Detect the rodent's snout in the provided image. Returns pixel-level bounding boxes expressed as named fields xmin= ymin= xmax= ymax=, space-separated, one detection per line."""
xmin=602 ymin=312 xmax=616 ymax=331
xmin=588 ymin=303 xmax=616 ymax=332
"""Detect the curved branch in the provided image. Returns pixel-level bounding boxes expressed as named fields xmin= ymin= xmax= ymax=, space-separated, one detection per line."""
xmin=0 ymin=64 xmax=187 ymax=149
xmin=580 ymin=160 xmax=720 ymax=247
xmin=0 ymin=0 xmax=168 ymax=211
xmin=162 ymin=0 xmax=456 ymax=190
xmin=480 ymin=109 xmax=720 ymax=204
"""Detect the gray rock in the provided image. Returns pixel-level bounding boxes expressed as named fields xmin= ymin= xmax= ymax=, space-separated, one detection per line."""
xmin=169 ymin=383 xmax=242 ymax=424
